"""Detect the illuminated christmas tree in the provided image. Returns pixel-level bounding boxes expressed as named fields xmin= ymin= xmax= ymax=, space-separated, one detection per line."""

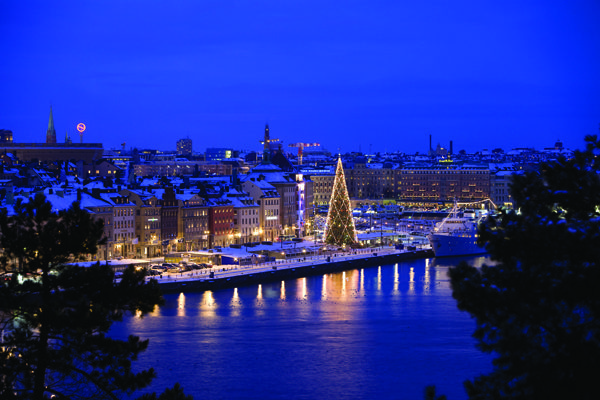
xmin=324 ymin=156 xmax=358 ymax=246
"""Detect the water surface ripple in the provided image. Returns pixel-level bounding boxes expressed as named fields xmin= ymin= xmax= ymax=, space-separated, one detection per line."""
xmin=110 ymin=256 xmax=493 ymax=400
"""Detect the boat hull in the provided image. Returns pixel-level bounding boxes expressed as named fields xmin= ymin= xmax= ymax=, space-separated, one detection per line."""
xmin=428 ymin=233 xmax=487 ymax=257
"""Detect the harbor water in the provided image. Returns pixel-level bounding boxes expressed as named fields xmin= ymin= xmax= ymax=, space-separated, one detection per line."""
xmin=110 ymin=255 xmax=494 ymax=400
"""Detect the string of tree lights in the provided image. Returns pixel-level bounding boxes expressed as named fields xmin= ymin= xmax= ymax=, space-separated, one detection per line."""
xmin=324 ymin=156 xmax=358 ymax=246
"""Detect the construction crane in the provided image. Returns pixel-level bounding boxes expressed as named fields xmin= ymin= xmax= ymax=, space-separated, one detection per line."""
xmin=289 ymin=142 xmax=320 ymax=165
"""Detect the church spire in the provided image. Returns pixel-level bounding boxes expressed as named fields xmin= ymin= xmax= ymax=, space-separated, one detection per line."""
xmin=262 ymin=123 xmax=270 ymax=164
xmin=46 ymin=106 xmax=56 ymax=144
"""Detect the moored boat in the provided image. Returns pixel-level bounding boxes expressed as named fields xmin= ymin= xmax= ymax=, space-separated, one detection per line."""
xmin=427 ymin=204 xmax=488 ymax=257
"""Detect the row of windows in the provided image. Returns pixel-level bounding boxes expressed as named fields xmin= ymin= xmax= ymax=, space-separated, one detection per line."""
xmin=184 ymin=210 xmax=208 ymax=217
xmin=114 ymin=232 xmax=135 ymax=241
xmin=238 ymin=209 xmax=258 ymax=216
xmin=115 ymin=220 xmax=133 ymax=229
xmin=403 ymin=170 xmax=488 ymax=174
xmin=114 ymin=208 xmax=134 ymax=217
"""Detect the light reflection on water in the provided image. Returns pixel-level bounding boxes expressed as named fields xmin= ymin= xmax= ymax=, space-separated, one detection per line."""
xmin=117 ymin=256 xmax=493 ymax=400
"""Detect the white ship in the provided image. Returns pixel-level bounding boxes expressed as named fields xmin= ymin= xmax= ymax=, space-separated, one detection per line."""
xmin=427 ymin=205 xmax=488 ymax=257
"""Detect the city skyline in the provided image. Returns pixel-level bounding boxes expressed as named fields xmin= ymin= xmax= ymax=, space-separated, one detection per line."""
xmin=1 ymin=1 xmax=599 ymax=154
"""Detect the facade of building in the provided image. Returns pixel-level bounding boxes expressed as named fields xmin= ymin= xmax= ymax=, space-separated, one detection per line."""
xmin=0 ymin=129 xmax=13 ymax=143
xmin=228 ymin=191 xmax=260 ymax=244
xmin=133 ymin=161 xmax=232 ymax=177
xmin=79 ymin=192 xmax=114 ymax=260
xmin=294 ymin=173 xmax=312 ymax=237
xmin=178 ymin=192 xmax=209 ymax=251
xmin=345 ymin=162 xmax=395 ymax=200
xmin=242 ymin=178 xmax=280 ymax=242
xmin=208 ymin=201 xmax=234 ymax=248
xmin=305 ymin=170 xmax=335 ymax=205
xmin=120 ymin=189 xmax=162 ymax=258
xmin=205 ymin=148 xmax=233 ymax=161
xmin=244 ymin=163 xmax=299 ymax=238
xmin=490 ymin=170 xmax=517 ymax=208
xmin=399 ymin=166 xmax=490 ymax=203
xmin=83 ymin=160 xmax=120 ymax=179
xmin=99 ymin=193 xmax=137 ymax=258
xmin=176 ymin=138 xmax=193 ymax=157
xmin=159 ymin=187 xmax=180 ymax=253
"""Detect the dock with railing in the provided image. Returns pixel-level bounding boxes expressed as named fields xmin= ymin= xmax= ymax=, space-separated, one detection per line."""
xmin=156 ymin=247 xmax=433 ymax=293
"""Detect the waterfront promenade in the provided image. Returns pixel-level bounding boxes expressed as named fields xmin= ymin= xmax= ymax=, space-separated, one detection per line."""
xmin=153 ymin=246 xmax=433 ymax=293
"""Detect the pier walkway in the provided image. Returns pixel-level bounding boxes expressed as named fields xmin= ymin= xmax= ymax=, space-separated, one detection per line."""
xmin=153 ymin=246 xmax=433 ymax=293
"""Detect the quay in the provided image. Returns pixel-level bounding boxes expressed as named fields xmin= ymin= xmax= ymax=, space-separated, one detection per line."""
xmin=154 ymin=247 xmax=433 ymax=294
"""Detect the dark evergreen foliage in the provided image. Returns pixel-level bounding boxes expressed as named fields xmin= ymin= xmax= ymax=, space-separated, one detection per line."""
xmin=449 ymin=136 xmax=600 ymax=399
xmin=136 ymin=383 xmax=193 ymax=400
xmin=0 ymin=193 xmax=190 ymax=399
xmin=424 ymin=385 xmax=447 ymax=400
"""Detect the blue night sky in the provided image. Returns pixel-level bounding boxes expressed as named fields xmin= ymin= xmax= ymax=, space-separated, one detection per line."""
xmin=1 ymin=1 xmax=599 ymax=154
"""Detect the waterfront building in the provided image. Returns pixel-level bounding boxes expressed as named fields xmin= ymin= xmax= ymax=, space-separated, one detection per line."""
xmin=156 ymin=187 xmax=180 ymax=253
xmin=242 ymin=178 xmax=280 ymax=242
xmin=490 ymin=169 xmax=518 ymax=208
xmin=244 ymin=163 xmax=298 ymax=238
xmin=99 ymin=192 xmax=137 ymax=259
xmin=82 ymin=196 xmax=114 ymax=261
xmin=120 ymin=189 xmax=162 ymax=258
xmin=177 ymin=191 xmax=209 ymax=251
xmin=227 ymin=189 xmax=261 ymax=245
xmin=398 ymin=166 xmax=490 ymax=204
xmin=207 ymin=199 xmax=234 ymax=248
xmin=345 ymin=159 xmax=396 ymax=200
